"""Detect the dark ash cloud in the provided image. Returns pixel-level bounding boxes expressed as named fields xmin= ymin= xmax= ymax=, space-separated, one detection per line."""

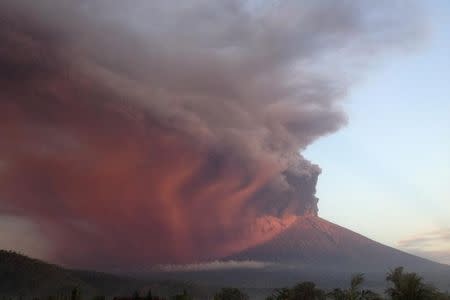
xmin=0 ymin=0 xmax=423 ymax=270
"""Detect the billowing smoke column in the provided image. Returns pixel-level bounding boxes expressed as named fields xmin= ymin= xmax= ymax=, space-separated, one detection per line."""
xmin=0 ymin=0 xmax=421 ymax=269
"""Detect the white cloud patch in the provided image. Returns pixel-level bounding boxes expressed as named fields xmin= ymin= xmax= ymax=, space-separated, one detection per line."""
xmin=399 ymin=228 xmax=450 ymax=265
xmin=153 ymin=260 xmax=276 ymax=272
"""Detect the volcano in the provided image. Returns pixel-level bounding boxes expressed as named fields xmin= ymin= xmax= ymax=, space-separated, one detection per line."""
xmin=149 ymin=216 xmax=449 ymax=293
xmin=227 ymin=216 xmax=447 ymax=272
xmin=151 ymin=217 xmax=450 ymax=294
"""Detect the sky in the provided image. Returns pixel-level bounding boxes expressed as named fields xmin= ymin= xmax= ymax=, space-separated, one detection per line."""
xmin=304 ymin=0 xmax=450 ymax=264
xmin=0 ymin=0 xmax=448 ymax=269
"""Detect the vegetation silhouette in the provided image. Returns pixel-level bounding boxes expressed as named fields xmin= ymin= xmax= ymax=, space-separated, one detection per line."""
xmin=326 ymin=273 xmax=382 ymax=300
xmin=173 ymin=290 xmax=193 ymax=300
xmin=385 ymin=267 xmax=449 ymax=300
xmin=146 ymin=290 xmax=153 ymax=300
xmin=214 ymin=288 xmax=249 ymax=300
xmin=265 ymin=271 xmax=449 ymax=300
xmin=1 ymin=251 xmax=449 ymax=299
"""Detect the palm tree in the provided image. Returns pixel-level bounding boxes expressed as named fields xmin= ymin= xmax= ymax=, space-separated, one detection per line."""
xmin=327 ymin=288 xmax=345 ymax=300
xmin=327 ymin=273 xmax=381 ymax=300
xmin=386 ymin=267 xmax=437 ymax=300
xmin=132 ymin=290 xmax=140 ymax=300
xmin=348 ymin=273 xmax=365 ymax=300
xmin=214 ymin=288 xmax=249 ymax=300
xmin=71 ymin=288 xmax=81 ymax=300
xmin=268 ymin=282 xmax=325 ymax=300
xmin=146 ymin=289 xmax=153 ymax=300
xmin=173 ymin=289 xmax=192 ymax=300
xmin=360 ymin=290 xmax=383 ymax=300
xmin=270 ymin=287 xmax=291 ymax=300
xmin=290 ymin=282 xmax=325 ymax=300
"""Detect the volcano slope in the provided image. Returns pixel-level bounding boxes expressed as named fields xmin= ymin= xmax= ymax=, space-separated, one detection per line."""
xmin=155 ymin=216 xmax=450 ymax=292
xmin=228 ymin=216 xmax=445 ymax=271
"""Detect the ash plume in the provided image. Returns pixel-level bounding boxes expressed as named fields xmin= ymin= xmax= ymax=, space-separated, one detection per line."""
xmin=0 ymin=0 xmax=423 ymax=269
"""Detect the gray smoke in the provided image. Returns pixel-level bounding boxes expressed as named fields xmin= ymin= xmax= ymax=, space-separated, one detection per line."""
xmin=0 ymin=0 xmax=424 ymax=267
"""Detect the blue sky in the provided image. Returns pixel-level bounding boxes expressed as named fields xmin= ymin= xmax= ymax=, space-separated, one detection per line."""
xmin=304 ymin=0 xmax=450 ymax=263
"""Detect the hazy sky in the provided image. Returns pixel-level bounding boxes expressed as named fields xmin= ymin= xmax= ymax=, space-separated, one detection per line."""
xmin=305 ymin=0 xmax=450 ymax=264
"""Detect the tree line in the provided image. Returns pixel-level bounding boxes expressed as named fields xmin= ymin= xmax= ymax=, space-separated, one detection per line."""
xmin=1 ymin=267 xmax=449 ymax=300
xmin=264 ymin=267 xmax=449 ymax=300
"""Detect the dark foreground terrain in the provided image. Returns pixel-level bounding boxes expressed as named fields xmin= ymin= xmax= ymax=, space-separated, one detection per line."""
xmin=1 ymin=250 xmax=450 ymax=299
xmin=0 ymin=250 xmax=207 ymax=298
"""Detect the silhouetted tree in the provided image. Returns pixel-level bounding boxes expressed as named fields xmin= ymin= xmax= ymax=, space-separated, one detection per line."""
xmin=386 ymin=267 xmax=437 ymax=300
xmin=146 ymin=289 xmax=153 ymax=300
xmin=268 ymin=282 xmax=324 ymax=300
xmin=269 ymin=287 xmax=291 ymax=300
xmin=71 ymin=288 xmax=81 ymax=300
xmin=290 ymin=281 xmax=325 ymax=300
xmin=327 ymin=288 xmax=346 ymax=300
xmin=327 ymin=273 xmax=381 ymax=300
xmin=214 ymin=288 xmax=249 ymax=300
xmin=133 ymin=291 xmax=140 ymax=300
xmin=173 ymin=289 xmax=192 ymax=300
xmin=360 ymin=290 xmax=383 ymax=300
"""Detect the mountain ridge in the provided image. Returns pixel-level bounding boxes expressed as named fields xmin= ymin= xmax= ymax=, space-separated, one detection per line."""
xmin=227 ymin=216 xmax=449 ymax=271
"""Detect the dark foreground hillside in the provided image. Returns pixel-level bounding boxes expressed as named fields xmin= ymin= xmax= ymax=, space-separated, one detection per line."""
xmin=2 ymin=248 xmax=450 ymax=299
xmin=0 ymin=250 xmax=205 ymax=298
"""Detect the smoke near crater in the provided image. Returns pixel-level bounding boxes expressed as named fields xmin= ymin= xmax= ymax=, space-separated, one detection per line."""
xmin=0 ymin=0 xmax=423 ymax=269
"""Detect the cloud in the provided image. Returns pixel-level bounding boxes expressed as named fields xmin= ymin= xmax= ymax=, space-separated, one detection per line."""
xmin=0 ymin=0 xmax=424 ymax=270
xmin=399 ymin=228 xmax=450 ymax=264
xmin=153 ymin=260 xmax=275 ymax=272
xmin=399 ymin=228 xmax=450 ymax=249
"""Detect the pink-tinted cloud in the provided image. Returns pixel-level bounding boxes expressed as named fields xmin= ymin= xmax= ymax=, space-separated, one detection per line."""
xmin=399 ymin=229 xmax=450 ymax=264
xmin=0 ymin=0 xmax=423 ymax=270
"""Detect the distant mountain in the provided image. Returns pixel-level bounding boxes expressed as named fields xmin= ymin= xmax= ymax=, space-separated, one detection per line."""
xmin=146 ymin=217 xmax=450 ymax=294
xmin=0 ymin=250 xmax=205 ymax=298
xmin=228 ymin=216 xmax=448 ymax=272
